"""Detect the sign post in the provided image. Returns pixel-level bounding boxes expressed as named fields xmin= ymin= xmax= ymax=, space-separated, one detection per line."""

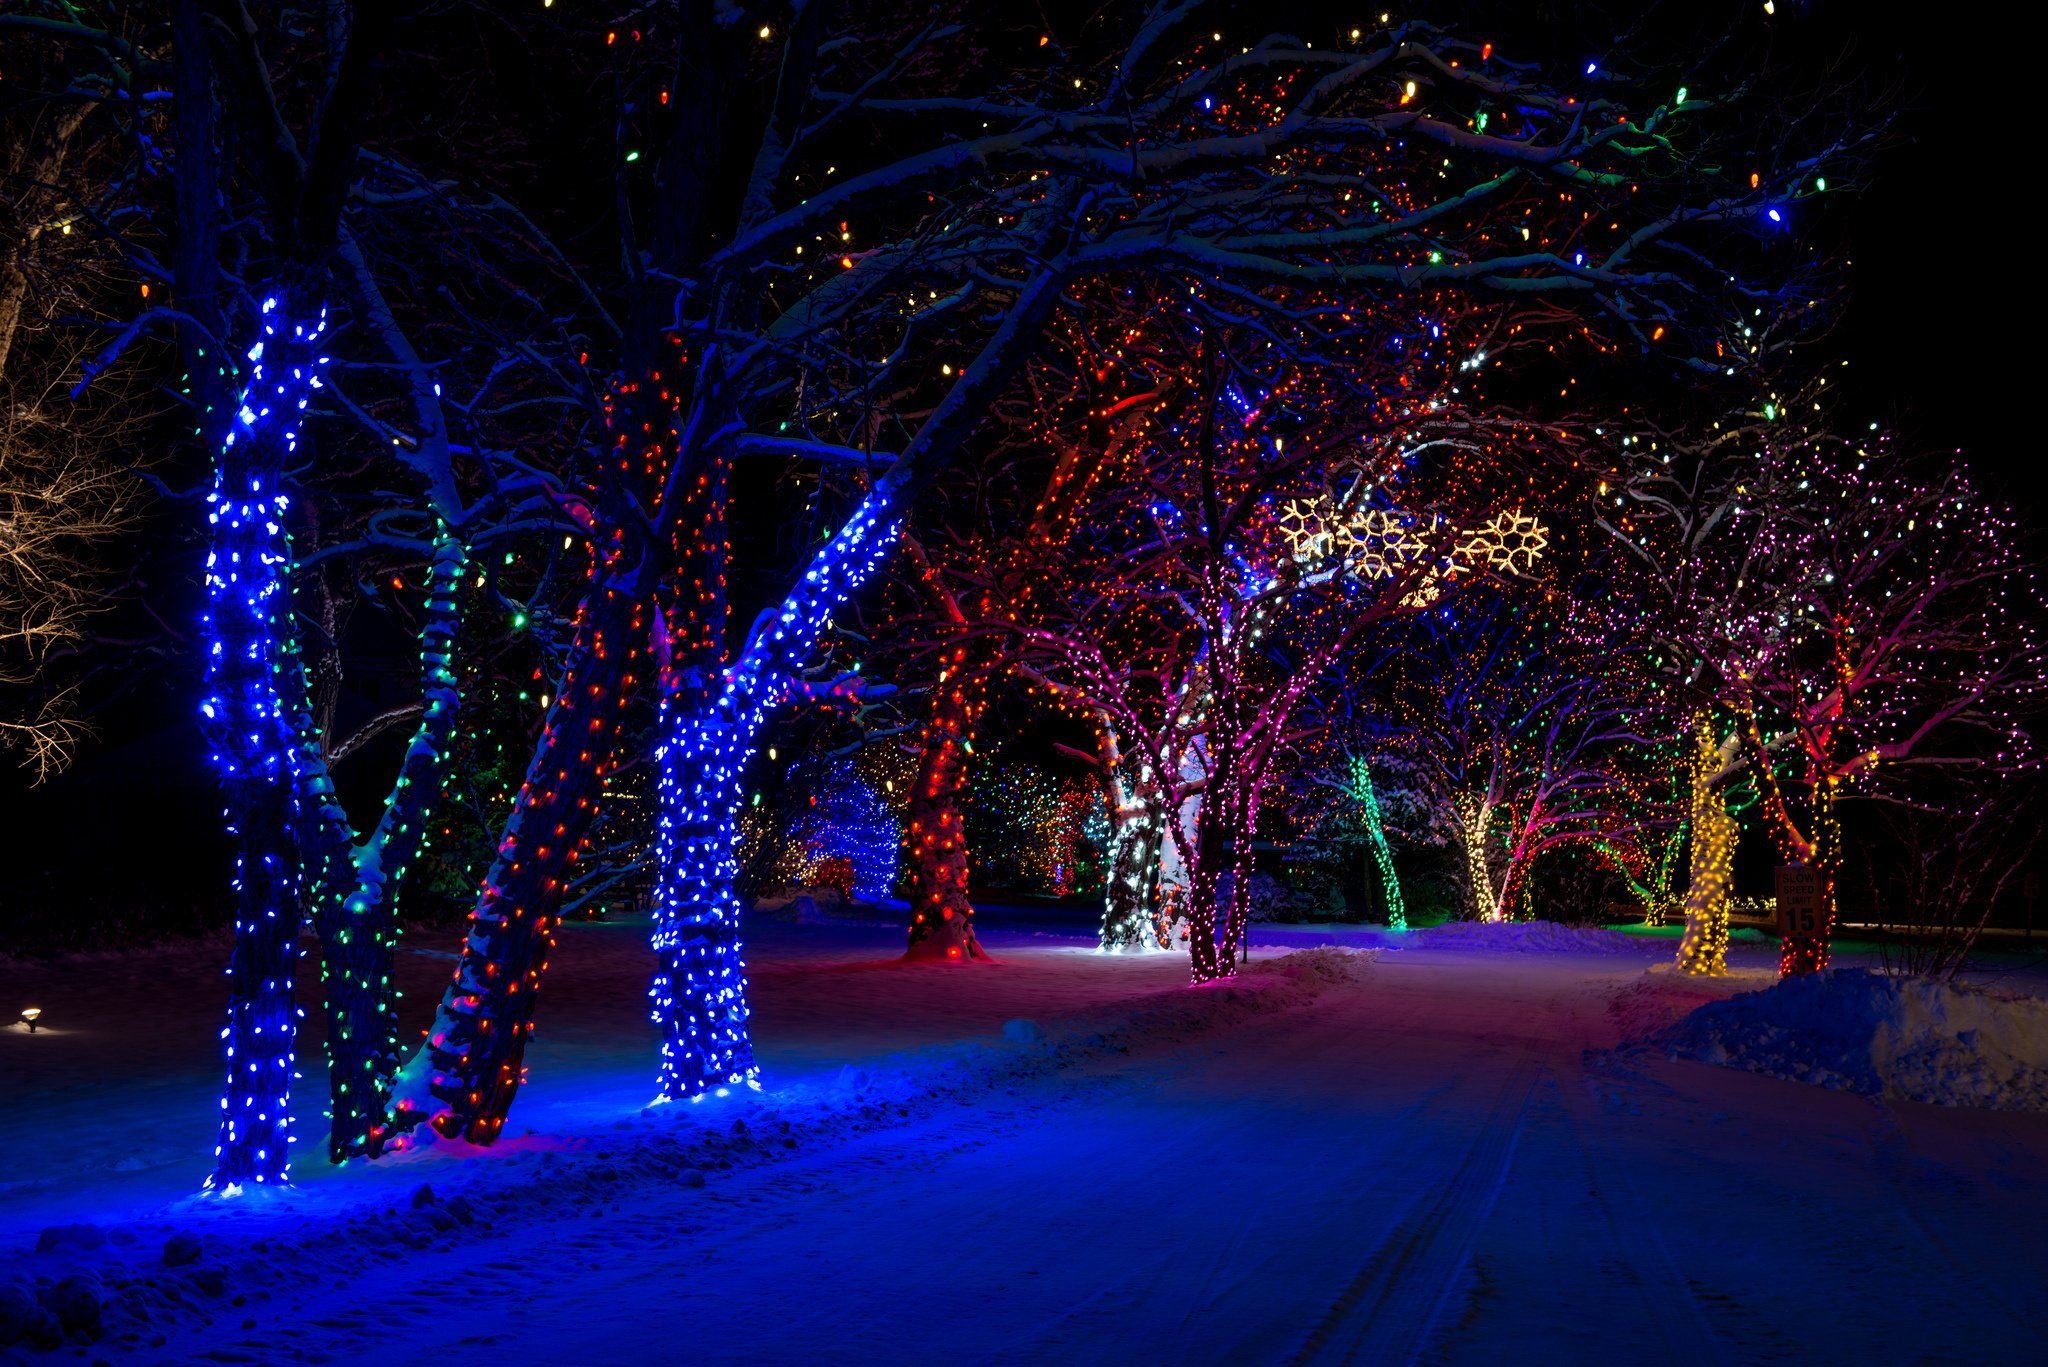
xmin=1775 ymin=865 xmax=1826 ymax=940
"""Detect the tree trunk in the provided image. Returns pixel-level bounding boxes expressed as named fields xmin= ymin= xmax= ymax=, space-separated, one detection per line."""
xmin=1642 ymin=821 xmax=1685 ymax=928
xmin=650 ymin=702 xmax=759 ymax=1099
xmin=646 ymin=484 xmax=903 ymax=1098
xmin=1187 ymin=748 xmax=1251 ymax=982
xmin=1779 ymin=782 xmax=1840 ymax=977
xmin=1185 ymin=775 xmax=1228 ymax=982
xmin=1219 ymin=782 xmax=1257 ymax=974
xmin=295 ymin=533 xmax=465 ymax=1159
xmin=903 ymin=652 xmax=989 ymax=961
xmin=1352 ymin=757 xmax=1407 ymax=932
xmin=202 ymin=298 xmax=324 ymax=1190
xmin=1676 ymin=719 xmax=1735 ymax=976
xmin=1497 ymin=849 xmax=1533 ymax=925
xmin=1100 ymin=741 xmax=1166 ymax=951
xmin=385 ymin=545 xmax=652 ymax=1144
xmin=1454 ymin=792 xmax=1502 ymax=922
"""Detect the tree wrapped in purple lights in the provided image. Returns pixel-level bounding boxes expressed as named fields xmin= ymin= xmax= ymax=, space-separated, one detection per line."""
xmin=1394 ymin=584 xmax=1656 ymax=924
xmin=1601 ymin=377 xmax=2046 ymax=975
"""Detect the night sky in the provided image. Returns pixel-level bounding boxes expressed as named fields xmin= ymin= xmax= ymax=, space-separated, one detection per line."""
xmin=0 ymin=1 xmax=2032 ymax=930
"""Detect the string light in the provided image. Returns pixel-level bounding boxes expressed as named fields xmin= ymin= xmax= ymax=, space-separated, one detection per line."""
xmin=1675 ymin=715 xmax=1734 ymax=976
xmin=648 ymin=495 xmax=901 ymax=1101
xmin=202 ymin=296 xmax=327 ymax=1192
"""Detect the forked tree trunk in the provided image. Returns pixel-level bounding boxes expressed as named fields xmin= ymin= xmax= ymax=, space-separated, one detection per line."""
xmin=1641 ymin=822 xmax=1686 ymax=928
xmin=646 ymin=488 xmax=904 ymax=1100
xmin=1676 ymin=719 xmax=1735 ymax=976
xmin=904 ymin=651 xmax=990 ymax=961
xmin=294 ymin=533 xmax=466 ymax=1159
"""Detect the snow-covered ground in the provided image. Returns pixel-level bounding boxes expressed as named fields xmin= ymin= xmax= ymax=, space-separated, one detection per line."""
xmin=1660 ymin=966 xmax=2048 ymax=1111
xmin=4 ymin=909 xmax=2046 ymax=1362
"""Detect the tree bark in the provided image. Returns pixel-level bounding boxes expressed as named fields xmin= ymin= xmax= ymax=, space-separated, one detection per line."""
xmin=1100 ymin=730 xmax=1166 ymax=950
xmin=1454 ymin=791 xmax=1502 ymax=922
xmin=202 ymin=298 xmax=322 ymax=1190
xmin=1676 ymin=718 xmax=1735 ymax=976
xmin=1778 ymin=782 xmax=1840 ymax=976
xmin=649 ymin=704 xmax=758 ymax=1099
xmin=293 ymin=533 xmax=465 ymax=1158
xmin=1351 ymin=758 xmax=1407 ymax=932
xmin=903 ymin=650 xmax=990 ymax=961
xmin=385 ymin=543 xmax=653 ymax=1144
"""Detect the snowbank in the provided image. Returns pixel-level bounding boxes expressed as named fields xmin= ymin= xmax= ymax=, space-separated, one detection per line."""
xmin=1660 ymin=968 xmax=2048 ymax=1111
xmin=0 ymin=946 xmax=1371 ymax=1353
xmin=1416 ymin=920 xmax=1659 ymax=957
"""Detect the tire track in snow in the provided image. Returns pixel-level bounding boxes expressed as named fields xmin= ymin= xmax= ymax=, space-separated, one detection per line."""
xmin=1862 ymin=1108 xmax=2037 ymax=1324
xmin=1551 ymin=1057 xmax=1730 ymax=1367
xmin=1290 ymin=1054 xmax=1540 ymax=1366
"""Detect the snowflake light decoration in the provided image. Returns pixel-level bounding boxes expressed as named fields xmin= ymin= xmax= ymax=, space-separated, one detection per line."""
xmin=1277 ymin=496 xmax=1337 ymax=562
xmin=1341 ymin=508 xmax=1428 ymax=580
xmin=1456 ymin=509 xmax=1549 ymax=575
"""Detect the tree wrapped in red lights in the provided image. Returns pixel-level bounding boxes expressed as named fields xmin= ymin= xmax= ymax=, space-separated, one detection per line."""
xmin=885 ymin=373 xmax=1163 ymax=959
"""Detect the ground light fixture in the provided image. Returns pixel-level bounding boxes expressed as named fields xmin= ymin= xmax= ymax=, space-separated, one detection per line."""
xmin=20 ymin=1007 xmax=42 ymax=1033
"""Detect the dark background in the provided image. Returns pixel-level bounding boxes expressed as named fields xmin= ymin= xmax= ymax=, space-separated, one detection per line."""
xmin=0 ymin=1 xmax=2031 ymax=949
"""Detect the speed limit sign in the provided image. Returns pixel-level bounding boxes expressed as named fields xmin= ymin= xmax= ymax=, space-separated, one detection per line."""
xmin=1776 ymin=865 xmax=1826 ymax=937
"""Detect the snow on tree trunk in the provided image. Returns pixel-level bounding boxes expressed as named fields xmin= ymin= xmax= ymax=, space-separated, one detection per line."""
xmin=202 ymin=296 xmax=325 ymax=1191
xmin=294 ymin=532 xmax=465 ymax=1159
xmin=1100 ymin=747 xmax=1166 ymax=951
xmin=904 ymin=649 xmax=989 ymax=961
xmin=1676 ymin=719 xmax=1735 ymax=977
xmin=385 ymin=547 xmax=651 ymax=1144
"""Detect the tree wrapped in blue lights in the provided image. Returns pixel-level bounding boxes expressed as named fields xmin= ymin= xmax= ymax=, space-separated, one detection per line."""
xmin=789 ymin=759 xmax=900 ymax=903
xmin=202 ymin=297 xmax=327 ymax=1191
xmin=649 ymin=495 xmax=902 ymax=1101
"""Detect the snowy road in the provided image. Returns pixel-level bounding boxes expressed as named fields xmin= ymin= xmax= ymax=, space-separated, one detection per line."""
xmin=9 ymin=922 xmax=2040 ymax=1365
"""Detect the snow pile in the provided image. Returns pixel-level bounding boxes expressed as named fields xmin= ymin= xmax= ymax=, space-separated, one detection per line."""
xmin=0 ymin=947 xmax=1370 ymax=1353
xmin=1661 ymin=969 xmax=2048 ymax=1111
xmin=1417 ymin=920 xmax=1657 ymax=957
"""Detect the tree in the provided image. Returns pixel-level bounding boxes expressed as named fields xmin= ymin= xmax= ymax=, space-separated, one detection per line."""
xmin=1602 ymin=377 xmax=2045 ymax=975
xmin=0 ymin=9 xmax=150 ymax=777
xmin=1395 ymin=582 xmax=1651 ymax=922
